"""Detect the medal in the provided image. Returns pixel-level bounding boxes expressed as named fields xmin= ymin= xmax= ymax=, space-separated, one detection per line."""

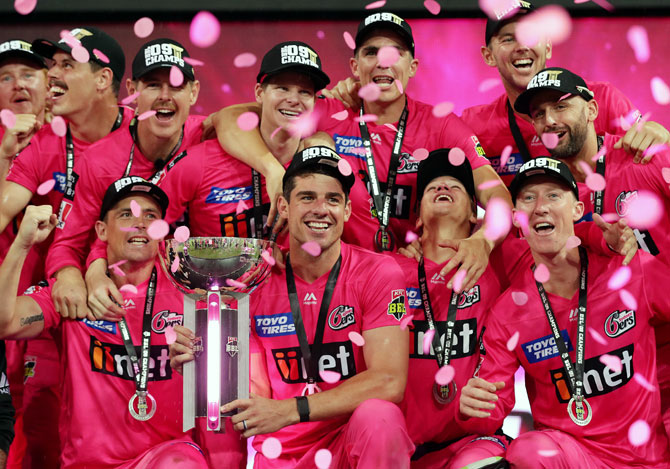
xmin=374 ymin=228 xmax=395 ymax=252
xmin=128 ymin=391 xmax=157 ymax=421
xmin=567 ymin=396 xmax=592 ymax=426
xmin=432 ymin=381 xmax=457 ymax=405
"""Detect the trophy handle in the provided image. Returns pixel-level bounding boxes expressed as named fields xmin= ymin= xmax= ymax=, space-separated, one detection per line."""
xmin=183 ymin=296 xmax=196 ymax=432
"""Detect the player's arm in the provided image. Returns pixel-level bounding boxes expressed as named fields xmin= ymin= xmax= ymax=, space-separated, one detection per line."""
xmin=0 ymin=181 xmax=33 ymax=234
xmin=319 ymin=77 xmax=362 ymax=110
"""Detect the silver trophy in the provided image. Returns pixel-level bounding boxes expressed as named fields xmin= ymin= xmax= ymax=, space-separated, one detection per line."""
xmin=159 ymin=237 xmax=274 ymax=432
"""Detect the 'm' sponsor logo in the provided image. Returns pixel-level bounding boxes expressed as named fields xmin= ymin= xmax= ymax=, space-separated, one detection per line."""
xmin=272 ymin=341 xmax=356 ymax=383
xmin=521 ymin=330 xmax=573 ymax=363
xmin=255 ymin=313 xmax=296 ymax=337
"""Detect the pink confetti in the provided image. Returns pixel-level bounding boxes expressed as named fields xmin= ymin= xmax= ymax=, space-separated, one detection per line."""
xmin=588 ymin=327 xmax=608 ymax=345
xmin=478 ymin=78 xmax=502 ymax=93
xmin=226 ymin=278 xmax=247 ymax=289
xmin=331 ymin=110 xmax=348 ymax=121
xmin=484 ymin=198 xmax=512 ymax=240
xmin=338 ymin=158 xmax=352 ymax=176
xmin=534 ymin=263 xmax=550 ymax=283
xmin=599 ymin=353 xmax=622 ymax=373
xmin=348 ymin=331 xmax=365 ymax=346
xmin=302 ymin=241 xmax=321 ymax=257
xmin=608 ymin=266 xmax=631 ymax=290
xmin=628 ymin=420 xmax=651 ymax=447
xmin=36 ymin=179 xmax=56 ymax=195
xmin=165 ymin=325 xmax=177 ymax=344
xmin=642 ymin=143 xmax=669 ymax=158
xmin=412 ymin=148 xmax=428 ymax=162
xmin=365 ymin=0 xmax=386 ymax=8
xmin=119 ymin=284 xmax=138 ymax=294
xmin=516 ymin=5 xmax=572 ymax=47
xmin=586 ymin=173 xmax=606 ymax=192
xmin=557 ymin=93 xmax=572 ymax=102
xmin=423 ymin=0 xmax=441 ymax=15
xmin=377 ymin=46 xmax=400 ymax=67
xmin=93 ymin=49 xmax=109 ymax=64
xmin=662 ymin=167 xmax=670 ymax=184
xmin=479 ymin=0 xmax=520 ymax=19
xmin=109 ymin=259 xmax=127 ymax=270
xmin=51 ymin=116 xmax=67 ymax=137
xmin=511 ymin=291 xmax=528 ymax=306
xmin=384 ymin=123 xmax=398 ymax=132
xmin=400 ymin=314 xmax=414 ymax=330
xmin=236 ymin=199 xmax=248 ymax=215
xmin=71 ymin=45 xmax=90 ymax=63
xmin=319 ymin=370 xmax=341 ymax=384
xmin=261 ymin=249 xmax=276 ymax=266
xmin=500 ymin=145 xmax=513 ymax=168
xmin=452 ymin=269 xmax=466 ymax=293
xmin=134 ymin=17 xmax=154 ymax=38
xmin=221 ymin=83 xmax=231 ymax=93
xmin=565 ymin=235 xmax=581 ymax=250
xmin=170 ymin=257 xmax=180 ymax=273
xmin=315 ymin=449 xmax=332 ymax=469
xmin=506 ymin=331 xmax=520 ymax=351
xmin=130 ymin=199 xmax=141 ymax=218
xmin=121 ymin=92 xmax=140 ymax=105
xmin=14 ymin=0 xmax=36 ymax=15
xmin=270 ymin=126 xmax=282 ymax=140
xmin=119 ymin=227 xmax=139 ymax=232
xmin=619 ymin=289 xmax=637 ymax=310
xmin=237 ymin=112 xmax=259 ymax=131
xmin=169 ymin=66 xmax=184 ymax=87
xmin=577 ymin=161 xmax=594 ymax=177
xmin=288 ymin=112 xmax=317 ymax=138
xmin=354 ymin=114 xmax=378 ymax=123
xmin=625 ymin=190 xmax=662 ymax=229
xmin=627 ymin=26 xmax=650 ymax=63
xmin=395 ymin=80 xmax=404 ymax=95
xmin=541 ymin=133 xmax=559 ymax=149
xmin=59 ymin=30 xmax=79 ymax=49
xmin=358 ymin=83 xmax=381 ymax=102
xmin=183 ymin=57 xmax=204 ymax=67
xmin=261 ymin=437 xmax=282 ymax=459
xmin=591 ymin=0 xmax=615 ymax=12
xmin=435 ymin=365 xmax=455 ymax=385
xmin=448 ymin=147 xmax=466 ymax=166
xmin=316 ymin=30 xmax=325 ymax=40
xmin=650 ymin=77 xmax=670 ymax=105
xmin=174 ymin=226 xmax=190 ymax=243
xmin=538 ymin=449 xmax=559 ymax=457
xmin=513 ymin=211 xmax=530 ymax=237
xmin=591 ymin=145 xmax=607 ymax=162
xmin=601 ymin=212 xmax=619 ymax=223
xmin=190 ymin=11 xmax=220 ymax=48
xmin=138 ymin=110 xmax=157 ymax=121
xmin=234 ymin=52 xmax=257 ymax=68
xmin=423 ymin=329 xmax=435 ymax=354
xmin=478 ymin=180 xmax=501 ymax=191
xmin=109 ymin=260 xmax=127 ymax=276
xmin=147 ymin=219 xmax=169 ymax=239
xmin=343 ymin=31 xmax=356 ymax=50
xmin=405 ymin=231 xmax=418 ymax=244
xmin=432 ymin=101 xmax=454 ymax=118
xmin=0 ymin=110 xmax=16 ymax=129
xmin=634 ymin=373 xmax=656 ymax=392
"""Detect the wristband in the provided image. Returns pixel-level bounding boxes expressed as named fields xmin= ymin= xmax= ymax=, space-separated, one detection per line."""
xmin=295 ymin=396 xmax=310 ymax=423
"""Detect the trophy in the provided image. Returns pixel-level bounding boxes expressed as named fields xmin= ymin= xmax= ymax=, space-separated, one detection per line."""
xmin=159 ymin=237 xmax=274 ymax=432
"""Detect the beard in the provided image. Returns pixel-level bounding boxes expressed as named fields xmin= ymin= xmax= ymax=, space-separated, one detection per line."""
xmin=548 ymin=119 xmax=589 ymax=160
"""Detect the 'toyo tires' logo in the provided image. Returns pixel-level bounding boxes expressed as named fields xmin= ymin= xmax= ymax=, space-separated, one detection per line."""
xmin=604 ymin=310 xmax=636 ymax=338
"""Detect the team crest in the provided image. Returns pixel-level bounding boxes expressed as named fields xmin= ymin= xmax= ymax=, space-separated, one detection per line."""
xmin=387 ymin=290 xmax=407 ymax=321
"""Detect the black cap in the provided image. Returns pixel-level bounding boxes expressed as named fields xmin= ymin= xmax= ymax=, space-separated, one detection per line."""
xmin=355 ymin=12 xmax=415 ymax=56
xmin=484 ymin=0 xmax=534 ymax=45
xmin=0 ymin=39 xmax=46 ymax=68
xmin=132 ymin=38 xmax=194 ymax=81
xmin=416 ymin=149 xmax=476 ymax=207
xmin=257 ymin=41 xmax=330 ymax=91
xmin=514 ymin=67 xmax=594 ymax=115
xmin=509 ymin=157 xmax=579 ymax=202
xmin=33 ymin=27 xmax=125 ymax=82
xmin=100 ymin=176 xmax=169 ymax=220
xmin=283 ymin=146 xmax=355 ymax=195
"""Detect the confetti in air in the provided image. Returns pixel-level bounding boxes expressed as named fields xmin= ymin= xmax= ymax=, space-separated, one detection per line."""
xmin=484 ymin=198 xmax=512 ymax=240
xmin=348 ymin=331 xmax=365 ymax=346
xmin=138 ymin=110 xmax=157 ymax=121
xmin=448 ymin=147 xmax=466 ymax=166
xmin=541 ymin=133 xmax=559 ymax=149
xmin=14 ymin=0 xmax=37 ymax=15
xmin=174 ymin=226 xmax=190 ymax=243
xmin=435 ymin=365 xmax=455 ymax=385
xmin=607 ymin=266 xmax=631 ymax=290
xmin=365 ymin=0 xmax=386 ymax=9
xmin=331 ymin=110 xmax=348 ymax=121
xmin=234 ymin=53 xmax=257 ymax=68
xmin=424 ymin=0 xmax=441 ymax=15
xmin=134 ymin=17 xmax=154 ymax=38
xmin=315 ymin=449 xmax=333 ymax=469
xmin=319 ymin=370 xmax=341 ymax=384
xmin=119 ymin=284 xmax=138 ymax=294
xmin=51 ymin=116 xmax=67 ymax=137
xmin=506 ymin=331 xmax=520 ymax=351
xmin=302 ymin=241 xmax=321 ymax=257
xmin=377 ymin=46 xmax=400 ymax=67
xmin=237 ymin=112 xmax=259 ymax=131
xmin=169 ymin=66 xmax=184 ymax=87
xmin=190 ymin=11 xmax=220 ymax=48
xmin=338 ymin=159 xmax=352 ymax=176
xmin=627 ymin=26 xmax=650 ymax=63
xmin=343 ymin=31 xmax=356 ymax=50
xmin=261 ymin=249 xmax=276 ymax=266
xmin=599 ymin=354 xmax=622 ymax=373
xmin=511 ymin=291 xmax=528 ymax=306
xmin=147 ymin=219 xmax=169 ymax=239
xmin=165 ymin=325 xmax=177 ymax=344
xmin=432 ymin=101 xmax=454 ymax=118
xmin=358 ymin=83 xmax=381 ymax=102
xmin=534 ymin=263 xmax=550 ymax=283
xmin=565 ymin=236 xmax=582 ymax=250
xmin=516 ymin=5 xmax=572 ymax=48
xmin=130 ymin=200 xmax=142 ymax=218
xmin=0 ymin=110 xmax=16 ymax=129
xmin=628 ymin=420 xmax=651 ymax=447
xmin=261 ymin=438 xmax=282 ymax=459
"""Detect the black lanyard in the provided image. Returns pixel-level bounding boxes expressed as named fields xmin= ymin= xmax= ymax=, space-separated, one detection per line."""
xmin=123 ymin=118 xmax=184 ymax=179
xmin=534 ymin=246 xmax=588 ymax=402
xmin=592 ymin=136 xmax=605 ymax=216
xmin=418 ymin=258 xmax=459 ymax=368
xmin=251 ymin=168 xmax=264 ymax=239
xmin=506 ymin=100 xmax=532 ymax=164
xmin=285 ymin=254 xmax=342 ymax=384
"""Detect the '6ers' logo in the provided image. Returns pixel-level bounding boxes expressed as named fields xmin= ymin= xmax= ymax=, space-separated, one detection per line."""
xmin=604 ymin=310 xmax=636 ymax=338
xmin=328 ymin=305 xmax=356 ymax=331
xmin=151 ymin=310 xmax=184 ymax=333
xmin=397 ymin=153 xmax=419 ymax=174
xmin=615 ymin=191 xmax=637 ymax=217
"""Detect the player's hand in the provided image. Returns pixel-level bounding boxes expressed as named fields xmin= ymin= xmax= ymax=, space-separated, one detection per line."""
xmin=168 ymin=325 xmax=197 ymax=375
xmin=224 ymin=394 xmax=297 ymax=437
xmin=592 ymin=213 xmax=638 ymax=265
xmin=438 ymin=235 xmax=494 ymax=293
xmin=85 ymin=260 xmax=126 ymax=321
xmin=398 ymin=239 xmax=423 ymax=262
xmin=614 ymin=120 xmax=670 ymax=164
xmin=0 ymin=113 xmax=40 ymax=159
xmin=320 ymin=78 xmax=362 ymax=110
xmin=16 ymin=205 xmax=57 ymax=249
xmin=200 ymin=112 xmax=217 ymax=141
xmin=459 ymin=378 xmax=505 ymax=419
xmin=265 ymin=165 xmax=286 ymax=232
xmin=51 ymin=266 xmax=92 ymax=320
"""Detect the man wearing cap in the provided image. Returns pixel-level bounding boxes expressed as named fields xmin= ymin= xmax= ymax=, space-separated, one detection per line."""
xmin=462 ymin=0 xmax=669 ymax=185
xmin=171 ymin=146 xmax=414 ymax=468
xmin=459 ymin=157 xmax=670 ymax=468
xmin=0 ymin=178 xmax=210 ymax=469
xmin=515 ymin=65 xmax=670 ymax=435
xmin=44 ymin=37 xmax=204 ymax=321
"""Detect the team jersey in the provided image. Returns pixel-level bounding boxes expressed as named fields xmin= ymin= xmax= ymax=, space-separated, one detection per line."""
xmin=463 ymin=250 xmax=670 ymax=468
xmin=461 ymin=81 xmax=636 ymax=186
xmin=45 ymin=115 xmax=205 ymax=276
xmin=249 ymin=242 xmax=408 ymax=460
xmin=25 ymin=262 xmax=190 ymax=469
xmin=316 ymin=96 xmax=491 ymax=252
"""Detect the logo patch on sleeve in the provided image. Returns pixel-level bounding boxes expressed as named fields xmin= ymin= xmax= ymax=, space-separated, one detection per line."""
xmin=254 ymin=313 xmax=296 ymax=337
xmin=521 ymin=329 xmax=573 ymax=363
xmin=387 ymin=289 xmax=407 ymax=321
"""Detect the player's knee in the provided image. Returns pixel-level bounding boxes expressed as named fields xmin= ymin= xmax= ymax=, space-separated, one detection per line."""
xmin=350 ymin=398 xmax=405 ymax=434
xmin=145 ymin=442 xmax=208 ymax=469
xmin=506 ymin=432 xmax=559 ymax=468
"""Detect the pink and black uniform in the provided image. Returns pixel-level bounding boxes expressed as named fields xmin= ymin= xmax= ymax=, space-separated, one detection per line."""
xmin=249 ymin=242 xmax=413 ymax=467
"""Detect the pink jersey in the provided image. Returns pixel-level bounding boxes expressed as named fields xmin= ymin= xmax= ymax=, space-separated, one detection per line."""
xmin=25 ymin=262 xmax=191 ymax=469
xmin=461 ymin=81 xmax=636 ymax=186
xmin=249 ymin=242 xmax=408 ymax=460
xmin=464 ymin=250 xmax=670 ymax=468
xmin=45 ymin=115 xmax=205 ymax=276
xmin=316 ymin=96 xmax=491 ymax=252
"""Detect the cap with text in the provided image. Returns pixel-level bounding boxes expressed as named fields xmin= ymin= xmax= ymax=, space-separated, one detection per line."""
xmin=0 ymin=39 xmax=46 ymax=68
xmin=355 ymin=12 xmax=415 ymax=56
xmin=257 ymin=41 xmax=330 ymax=91
xmin=283 ymin=146 xmax=355 ymax=194
xmin=100 ymin=176 xmax=169 ymax=220
xmin=514 ymin=67 xmax=594 ymax=115
xmin=509 ymin=157 xmax=579 ymax=202
xmin=416 ymin=149 xmax=477 ymax=206
xmin=484 ymin=0 xmax=534 ymax=44
xmin=132 ymin=38 xmax=194 ymax=81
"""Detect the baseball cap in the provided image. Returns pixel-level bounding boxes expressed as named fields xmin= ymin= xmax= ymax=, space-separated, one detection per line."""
xmin=355 ymin=12 xmax=415 ymax=56
xmin=484 ymin=0 xmax=534 ymax=45
xmin=257 ymin=41 xmax=330 ymax=91
xmin=100 ymin=176 xmax=169 ymax=220
xmin=0 ymin=39 xmax=46 ymax=68
xmin=514 ymin=67 xmax=594 ymax=115
xmin=283 ymin=146 xmax=355 ymax=195
xmin=32 ymin=27 xmax=125 ymax=82
xmin=416 ymin=149 xmax=476 ymax=207
xmin=509 ymin=157 xmax=579 ymax=202
xmin=132 ymin=38 xmax=194 ymax=81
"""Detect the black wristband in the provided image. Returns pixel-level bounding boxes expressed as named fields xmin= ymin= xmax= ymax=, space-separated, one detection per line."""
xmin=295 ymin=396 xmax=310 ymax=423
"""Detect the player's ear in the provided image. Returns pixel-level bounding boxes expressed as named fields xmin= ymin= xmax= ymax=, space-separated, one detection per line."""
xmin=278 ymin=194 xmax=289 ymax=219
xmin=572 ymin=199 xmax=585 ymax=222
xmin=343 ymin=198 xmax=352 ymax=222
xmin=95 ymin=220 xmax=109 ymax=242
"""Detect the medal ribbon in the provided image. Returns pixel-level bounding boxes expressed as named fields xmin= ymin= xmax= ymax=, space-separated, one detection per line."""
xmin=123 ymin=118 xmax=185 ymax=178
xmin=592 ymin=136 xmax=605 ymax=216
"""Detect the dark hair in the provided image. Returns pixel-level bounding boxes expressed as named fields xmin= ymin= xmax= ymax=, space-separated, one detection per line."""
xmin=89 ymin=60 xmax=120 ymax=97
xmin=282 ymin=166 xmax=349 ymax=202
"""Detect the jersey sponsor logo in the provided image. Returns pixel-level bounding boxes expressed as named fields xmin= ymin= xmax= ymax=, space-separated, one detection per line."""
xmin=206 ymin=186 xmax=253 ymax=204
xmin=334 ymin=134 xmax=365 ymax=159
xmin=89 ymin=336 xmax=172 ymax=382
xmin=304 ymin=292 xmax=318 ymax=305
xmin=615 ymin=191 xmax=636 ymax=217
xmin=458 ymin=286 xmax=480 ymax=309
xmin=397 ymin=153 xmax=419 ymax=174
xmin=151 ymin=310 xmax=184 ymax=333
xmin=470 ymin=136 xmax=487 ymax=158
xmin=430 ymin=273 xmax=445 ymax=284
xmin=218 ymin=202 xmax=269 ymax=238
xmin=388 ymin=289 xmax=407 ymax=321
xmin=254 ymin=312 xmax=296 ymax=337
xmin=406 ymin=287 xmax=422 ymax=309
xmin=52 ymin=171 xmax=67 ymax=193
xmin=521 ymin=329 xmax=574 ymax=363
xmin=409 ymin=318 xmax=478 ymax=359
xmin=406 ymin=286 xmax=479 ymax=311
xmin=604 ymin=310 xmax=636 ymax=338
xmin=272 ymin=341 xmax=356 ymax=384
xmin=23 ymin=280 xmax=48 ymax=295
xmin=328 ymin=305 xmax=355 ymax=331
xmin=24 ymin=356 xmax=36 ymax=383
xmin=568 ymin=308 xmax=579 ymax=322
xmin=56 ymin=200 xmax=73 ymax=229
xmin=550 ymin=344 xmax=634 ymax=403
xmin=0 ymin=372 xmax=9 ymax=395
xmin=491 ymin=152 xmax=524 ymax=176
xmin=81 ymin=318 xmax=117 ymax=335
xmin=123 ymin=298 xmax=136 ymax=309
xmin=144 ymin=42 xmax=185 ymax=68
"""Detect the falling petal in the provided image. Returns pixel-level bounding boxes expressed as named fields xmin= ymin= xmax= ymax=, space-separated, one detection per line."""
xmin=354 ymin=114 xmax=378 ymax=123
xmin=288 ymin=112 xmax=318 ymax=138
xmin=400 ymin=314 xmax=414 ymax=330
xmin=138 ymin=110 xmax=157 ymax=121
xmin=348 ymin=331 xmax=365 ymax=346
xmin=565 ymin=235 xmax=581 ymax=250
xmin=165 ymin=325 xmax=177 ymax=344
xmin=500 ymin=145 xmax=513 ymax=168
xmin=51 ymin=116 xmax=67 ymax=137
xmin=236 ymin=199 xmax=248 ymax=215
xmin=261 ymin=437 xmax=282 ymax=459
xmin=650 ymin=77 xmax=670 ymax=105
xmin=599 ymin=353 xmax=622 ymax=373
xmin=343 ymin=31 xmax=356 ymax=50
xmin=628 ymin=420 xmax=651 ymax=447
xmin=170 ymin=257 xmax=180 ymax=273
xmin=338 ymin=159 xmax=352 ymax=176
xmin=534 ymin=263 xmax=550 ymax=283
xmin=134 ymin=17 xmax=154 ymax=38
xmin=14 ymin=0 xmax=37 ymax=15
xmin=588 ymin=327 xmax=607 ymax=345
xmin=577 ymin=161 xmax=593 ymax=177
xmin=484 ymin=198 xmax=512 ymax=241
xmin=601 ymin=212 xmax=619 ymax=223
xmin=452 ymin=269 xmax=467 ymax=293
xmin=619 ymin=289 xmax=637 ymax=310
xmin=557 ymin=93 xmax=572 ymax=102
xmin=315 ymin=448 xmax=333 ymax=469
xmin=511 ymin=291 xmax=528 ymax=306
xmin=448 ymin=147 xmax=466 ymax=166
xmin=121 ymin=92 xmax=140 ymax=105
xmin=190 ymin=11 xmax=220 ymax=48
xmin=625 ymin=190 xmax=662 ymax=229
xmin=365 ymin=0 xmax=386 ymax=8
xmin=642 ymin=143 xmax=669 ymax=158
xmin=478 ymin=78 xmax=502 ymax=93
xmin=513 ymin=211 xmax=530 ymax=237
xmin=627 ymin=26 xmax=650 ymax=63
xmin=608 ymin=266 xmax=631 ymax=290
xmin=591 ymin=145 xmax=607 ymax=162
xmin=183 ymin=57 xmax=204 ymax=67
xmin=377 ymin=46 xmax=400 ymax=67
xmin=226 ymin=278 xmax=247 ymax=289
xmin=237 ymin=112 xmax=259 ymax=131
xmin=0 ymin=109 xmax=16 ymax=129
xmin=423 ymin=329 xmax=435 ymax=354
xmin=516 ymin=5 xmax=572 ymax=47
xmin=435 ymin=365 xmax=455 ymax=385
xmin=413 ymin=148 xmax=429 ymax=161
xmin=424 ymin=0 xmax=441 ymax=15
xmin=221 ymin=83 xmax=231 ymax=93
xmin=591 ymin=0 xmax=615 ymax=11
xmin=331 ymin=110 xmax=348 ymax=121
xmin=662 ymin=168 xmax=670 ymax=184
xmin=478 ymin=180 xmax=502 ymax=191
xmin=36 ymin=179 xmax=56 ymax=195
xmin=119 ymin=227 xmax=139 ymax=232
xmin=316 ymin=30 xmax=325 ymax=39
xmin=119 ymin=284 xmax=138 ymax=294
xmin=130 ymin=199 xmax=142 ymax=218
xmin=71 ymin=45 xmax=90 ymax=63
xmin=174 ymin=226 xmax=190 ymax=243
xmin=270 ymin=126 xmax=283 ymax=140
xmin=395 ymin=80 xmax=404 ymax=94
xmin=506 ymin=331 xmax=520 ymax=351
xmin=302 ymin=241 xmax=322 ymax=257
xmin=541 ymin=133 xmax=559 ymax=149
xmin=261 ymin=249 xmax=276 ymax=266
xmin=634 ymin=373 xmax=656 ymax=392
xmin=358 ymin=83 xmax=381 ymax=102
xmin=538 ymin=450 xmax=559 ymax=457
xmin=234 ymin=53 xmax=257 ymax=68
xmin=169 ymin=66 xmax=184 ymax=87
xmin=585 ymin=173 xmax=606 ymax=192
xmin=384 ymin=123 xmax=398 ymax=132
xmin=147 ymin=219 xmax=169 ymax=239
xmin=405 ymin=231 xmax=418 ymax=244
xmin=319 ymin=370 xmax=341 ymax=384
xmin=432 ymin=101 xmax=454 ymax=118
xmin=479 ymin=0 xmax=520 ymax=19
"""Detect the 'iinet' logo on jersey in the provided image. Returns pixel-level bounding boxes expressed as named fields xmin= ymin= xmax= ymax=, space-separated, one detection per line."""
xmin=409 ymin=318 xmax=478 ymax=360
xmin=89 ymin=337 xmax=172 ymax=382
xmin=272 ymin=342 xmax=356 ymax=384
